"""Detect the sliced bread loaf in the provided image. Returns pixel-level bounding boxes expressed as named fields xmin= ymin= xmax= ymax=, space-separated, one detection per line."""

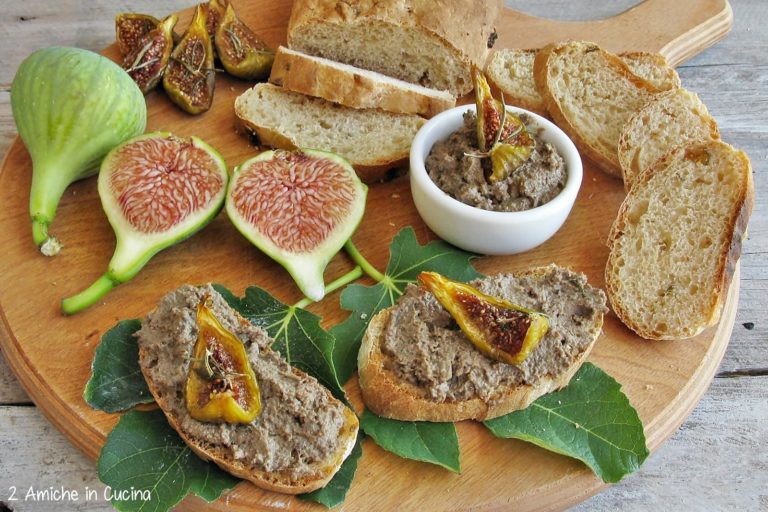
xmin=618 ymin=88 xmax=720 ymax=190
xmin=137 ymin=284 xmax=359 ymax=493
xmin=358 ymin=265 xmax=607 ymax=422
xmin=533 ymin=41 xmax=662 ymax=177
xmin=605 ymin=140 xmax=754 ymax=340
xmin=486 ymin=48 xmax=680 ymax=117
xmin=268 ymin=46 xmax=455 ymax=118
xmin=234 ymin=83 xmax=425 ymax=182
xmin=286 ymin=0 xmax=500 ymax=96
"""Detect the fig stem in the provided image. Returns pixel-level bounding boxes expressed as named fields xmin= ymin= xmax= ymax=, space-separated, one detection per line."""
xmin=292 ymin=266 xmax=363 ymax=309
xmin=344 ymin=240 xmax=385 ymax=282
xmin=61 ymin=274 xmax=118 ymax=315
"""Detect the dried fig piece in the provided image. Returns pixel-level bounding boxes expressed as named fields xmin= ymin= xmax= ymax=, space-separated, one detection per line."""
xmin=123 ymin=15 xmax=178 ymax=94
xmin=186 ymin=298 xmax=261 ymax=424
xmin=418 ymin=271 xmax=549 ymax=365
xmin=163 ymin=4 xmax=215 ymax=114
xmin=206 ymin=0 xmax=230 ymax=41
xmin=115 ymin=13 xmax=161 ymax=58
xmin=215 ymin=4 xmax=274 ymax=80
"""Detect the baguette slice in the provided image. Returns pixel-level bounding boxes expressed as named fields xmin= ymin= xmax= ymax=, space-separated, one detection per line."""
xmin=606 ymin=140 xmax=754 ymax=340
xmin=618 ymin=88 xmax=720 ymax=190
xmin=287 ymin=0 xmax=500 ymax=96
xmin=137 ymin=284 xmax=359 ymax=494
xmin=620 ymin=51 xmax=682 ymax=91
xmin=269 ymin=46 xmax=455 ymax=118
xmin=235 ymin=83 xmax=425 ymax=182
xmin=358 ymin=265 xmax=607 ymax=422
xmin=533 ymin=41 xmax=662 ymax=177
xmin=486 ymin=49 xmax=679 ymax=117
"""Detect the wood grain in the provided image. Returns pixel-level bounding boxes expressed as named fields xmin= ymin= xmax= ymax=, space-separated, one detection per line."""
xmin=0 ymin=0 xmax=760 ymax=510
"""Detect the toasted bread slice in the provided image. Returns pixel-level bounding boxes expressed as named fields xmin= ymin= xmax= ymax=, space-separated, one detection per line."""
xmin=486 ymin=49 xmax=679 ymax=117
xmin=137 ymin=285 xmax=359 ymax=494
xmin=605 ymin=140 xmax=754 ymax=340
xmin=358 ymin=265 xmax=607 ymax=422
xmin=269 ymin=46 xmax=455 ymax=118
xmin=234 ymin=83 xmax=425 ymax=182
xmin=618 ymin=88 xmax=720 ymax=190
xmin=533 ymin=41 xmax=662 ymax=177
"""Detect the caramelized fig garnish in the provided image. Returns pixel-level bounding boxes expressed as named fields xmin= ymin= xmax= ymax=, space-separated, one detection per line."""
xmin=206 ymin=0 xmax=230 ymax=42
xmin=186 ymin=298 xmax=261 ymax=424
xmin=163 ymin=4 xmax=215 ymax=114
xmin=215 ymin=3 xmax=274 ymax=80
xmin=418 ymin=272 xmax=549 ymax=365
xmin=470 ymin=69 xmax=535 ymax=182
xmin=115 ymin=13 xmax=161 ymax=58
xmin=123 ymin=15 xmax=177 ymax=94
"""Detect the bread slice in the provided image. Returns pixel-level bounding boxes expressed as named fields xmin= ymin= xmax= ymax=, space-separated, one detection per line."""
xmin=358 ymin=265 xmax=607 ymax=422
xmin=137 ymin=284 xmax=359 ymax=494
xmin=620 ymin=51 xmax=682 ymax=91
xmin=605 ymin=140 xmax=754 ymax=340
xmin=234 ymin=83 xmax=425 ymax=182
xmin=533 ymin=41 xmax=662 ymax=177
xmin=485 ymin=49 xmax=546 ymax=115
xmin=269 ymin=46 xmax=455 ymax=118
xmin=486 ymin=49 xmax=680 ymax=117
xmin=618 ymin=88 xmax=720 ymax=190
xmin=286 ymin=0 xmax=500 ymax=96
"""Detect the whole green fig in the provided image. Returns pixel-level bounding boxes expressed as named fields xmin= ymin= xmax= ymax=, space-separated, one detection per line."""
xmin=11 ymin=46 xmax=147 ymax=255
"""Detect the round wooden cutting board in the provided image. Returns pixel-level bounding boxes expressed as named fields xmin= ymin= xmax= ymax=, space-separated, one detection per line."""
xmin=0 ymin=1 xmax=736 ymax=510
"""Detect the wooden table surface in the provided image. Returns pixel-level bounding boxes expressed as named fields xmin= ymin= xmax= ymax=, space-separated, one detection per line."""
xmin=0 ymin=1 xmax=765 ymax=510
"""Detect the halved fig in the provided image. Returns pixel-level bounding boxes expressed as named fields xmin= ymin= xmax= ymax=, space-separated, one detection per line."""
xmin=163 ymin=4 xmax=215 ymax=114
xmin=226 ymin=149 xmax=367 ymax=301
xmin=115 ymin=13 xmax=161 ymax=58
xmin=206 ymin=0 xmax=230 ymax=42
xmin=418 ymin=271 xmax=549 ymax=365
xmin=215 ymin=3 xmax=274 ymax=80
xmin=61 ymin=132 xmax=228 ymax=314
xmin=123 ymin=15 xmax=178 ymax=94
xmin=187 ymin=297 xmax=261 ymax=424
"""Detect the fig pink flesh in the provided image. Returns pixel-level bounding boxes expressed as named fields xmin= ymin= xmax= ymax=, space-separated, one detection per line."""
xmin=108 ymin=137 xmax=224 ymax=233
xmin=231 ymin=152 xmax=358 ymax=253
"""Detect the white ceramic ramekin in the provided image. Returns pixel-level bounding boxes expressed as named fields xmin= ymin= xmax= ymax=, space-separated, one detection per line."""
xmin=409 ymin=104 xmax=582 ymax=255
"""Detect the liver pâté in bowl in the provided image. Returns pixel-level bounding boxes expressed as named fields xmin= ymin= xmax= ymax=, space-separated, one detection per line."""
xmin=409 ymin=104 xmax=582 ymax=255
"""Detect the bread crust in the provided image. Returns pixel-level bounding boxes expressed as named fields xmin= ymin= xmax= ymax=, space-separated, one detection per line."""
xmin=534 ymin=41 xmax=661 ymax=178
xmin=358 ymin=267 xmax=605 ymax=422
xmin=605 ymin=140 xmax=754 ymax=340
xmin=139 ymin=331 xmax=359 ymax=494
xmin=287 ymin=0 xmax=501 ymax=96
xmin=269 ymin=47 xmax=455 ymax=118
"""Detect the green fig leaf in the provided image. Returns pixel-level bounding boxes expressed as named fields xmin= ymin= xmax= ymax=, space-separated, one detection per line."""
xmin=359 ymin=410 xmax=460 ymax=473
xmin=483 ymin=363 xmax=649 ymax=483
xmin=300 ymin=433 xmax=364 ymax=507
xmin=98 ymin=409 xmax=240 ymax=511
xmin=331 ymin=227 xmax=482 ymax=384
xmin=213 ymin=284 xmax=344 ymax=400
xmin=83 ymin=319 xmax=153 ymax=412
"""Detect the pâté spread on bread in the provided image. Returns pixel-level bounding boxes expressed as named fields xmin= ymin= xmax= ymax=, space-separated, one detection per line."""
xmin=358 ymin=265 xmax=607 ymax=422
xmin=137 ymin=284 xmax=358 ymax=493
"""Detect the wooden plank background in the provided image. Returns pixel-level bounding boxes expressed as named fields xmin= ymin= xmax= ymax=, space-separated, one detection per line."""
xmin=0 ymin=0 xmax=765 ymax=510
